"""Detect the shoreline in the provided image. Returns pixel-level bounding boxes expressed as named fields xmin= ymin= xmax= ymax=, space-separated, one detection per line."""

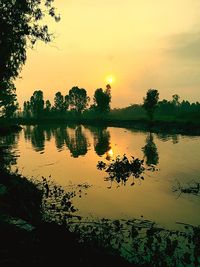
xmin=2 ymin=117 xmax=200 ymax=136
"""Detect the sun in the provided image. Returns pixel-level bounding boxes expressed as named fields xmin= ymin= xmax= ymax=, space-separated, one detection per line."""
xmin=106 ymin=75 xmax=114 ymax=85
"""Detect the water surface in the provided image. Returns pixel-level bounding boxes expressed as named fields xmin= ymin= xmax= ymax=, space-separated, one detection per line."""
xmin=11 ymin=124 xmax=200 ymax=229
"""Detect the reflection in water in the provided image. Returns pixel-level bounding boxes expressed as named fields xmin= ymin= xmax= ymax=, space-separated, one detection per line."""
xmin=156 ymin=132 xmax=179 ymax=144
xmin=88 ymin=126 xmax=111 ymax=157
xmin=106 ymin=148 xmax=114 ymax=161
xmin=23 ymin=125 xmax=113 ymax=159
xmin=54 ymin=126 xmax=67 ymax=151
xmin=65 ymin=125 xmax=88 ymax=158
xmin=0 ymin=133 xmax=19 ymax=169
xmin=142 ymin=133 xmax=159 ymax=166
xmin=24 ymin=125 xmax=90 ymax=157
xmin=9 ymin=126 xmax=200 ymax=234
xmin=24 ymin=125 xmax=45 ymax=152
xmin=172 ymin=134 xmax=180 ymax=144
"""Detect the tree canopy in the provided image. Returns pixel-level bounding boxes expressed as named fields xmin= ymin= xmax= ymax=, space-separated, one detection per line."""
xmin=93 ymin=86 xmax=111 ymax=113
xmin=0 ymin=0 xmax=60 ymax=117
xmin=67 ymin=86 xmax=90 ymax=114
xmin=143 ymin=89 xmax=159 ymax=120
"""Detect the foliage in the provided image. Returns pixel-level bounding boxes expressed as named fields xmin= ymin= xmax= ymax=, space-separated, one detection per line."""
xmin=0 ymin=0 xmax=60 ymax=117
xmin=143 ymin=89 xmax=159 ymax=120
xmin=97 ymin=155 xmax=145 ymax=186
xmin=30 ymin=90 xmax=44 ymax=117
xmin=0 ymin=81 xmax=18 ymax=118
xmin=37 ymin=177 xmax=79 ymax=223
xmin=69 ymin=218 xmax=200 ymax=266
xmin=23 ymin=101 xmax=31 ymax=118
xmin=53 ymin=91 xmax=68 ymax=114
xmin=93 ymin=87 xmax=111 ymax=113
xmin=67 ymin=86 xmax=90 ymax=114
xmin=44 ymin=99 xmax=52 ymax=115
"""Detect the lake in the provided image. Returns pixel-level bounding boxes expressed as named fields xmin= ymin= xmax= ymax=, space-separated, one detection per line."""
xmin=9 ymin=124 xmax=200 ymax=229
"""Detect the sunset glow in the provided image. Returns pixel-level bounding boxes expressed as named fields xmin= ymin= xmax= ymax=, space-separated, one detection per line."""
xmin=106 ymin=76 xmax=114 ymax=85
xmin=14 ymin=1 xmax=200 ymax=107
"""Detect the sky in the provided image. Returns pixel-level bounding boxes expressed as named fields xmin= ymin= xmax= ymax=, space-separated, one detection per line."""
xmin=15 ymin=0 xmax=200 ymax=108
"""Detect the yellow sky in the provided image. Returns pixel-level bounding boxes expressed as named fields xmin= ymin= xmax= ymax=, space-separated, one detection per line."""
xmin=15 ymin=0 xmax=200 ymax=108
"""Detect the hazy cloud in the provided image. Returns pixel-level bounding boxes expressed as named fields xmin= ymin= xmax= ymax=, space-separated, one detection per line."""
xmin=167 ymin=31 xmax=200 ymax=60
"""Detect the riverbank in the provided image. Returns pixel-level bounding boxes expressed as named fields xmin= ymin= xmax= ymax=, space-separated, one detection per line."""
xmin=0 ymin=121 xmax=22 ymax=136
xmin=6 ymin=116 xmax=200 ymax=136
xmin=0 ymin=168 xmax=134 ymax=267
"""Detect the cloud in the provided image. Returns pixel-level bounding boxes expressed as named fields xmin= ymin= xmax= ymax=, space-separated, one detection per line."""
xmin=167 ymin=31 xmax=200 ymax=60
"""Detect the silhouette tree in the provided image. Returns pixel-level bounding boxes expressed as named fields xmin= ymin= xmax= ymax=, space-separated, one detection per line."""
xmin=44 ymin=99 xmax=52 ymax=115
xmin=0 ymin=0 xmax=60 ymax=117
xmin=53 ymin=91 xmax=68 ymax=114
xmin=67 ymin=86 xmax=90 ymax=114
xmin=23 ymin=101 xmax=32 ymax=118
xmin=172 ymin=94 xmax=180 ymax=106
xmin=93 ymin=86 xmax=111 ymax=113
xmin=143 ymin=89 xmax=159 ymax=120
xmin=30 ymin=90 xmax=44 ymax=118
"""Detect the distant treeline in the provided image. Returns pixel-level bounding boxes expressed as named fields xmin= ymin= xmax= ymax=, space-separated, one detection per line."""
xmin=111 ymin=94 xmax=200 ymax=122
xmin=15 ymin=87 xmax=200 ymax=123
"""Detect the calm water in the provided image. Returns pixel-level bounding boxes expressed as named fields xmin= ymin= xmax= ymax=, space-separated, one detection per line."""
xmin=10 ymin=124 xmax=200 ymax=229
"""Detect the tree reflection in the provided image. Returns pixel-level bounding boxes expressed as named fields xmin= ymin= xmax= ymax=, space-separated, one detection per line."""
xmin=0 ymin=133 xmax=19 ymax=170
xmin=142 ymin=133 xmax=159 ymax=166
xmin=65 ymin=125 xmax=88 ymax=158
xmin=172 ymin=134 xmax=179 ymax=144
xmin=53 ymin=126 xmax=67 ymax=151
xmin=30 ymin=126 xmax=45 ymax=152
xmin=23 ymin=125 xmax=90 ymax=157
xmin=156 ymin=132 xmax=179 ymax=144
xmin=89 ymin=126 xmax=111 ymax=157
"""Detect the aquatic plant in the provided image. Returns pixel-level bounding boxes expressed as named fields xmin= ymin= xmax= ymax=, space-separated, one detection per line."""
xmin=97 ymin=154 xmax=145 ymax=185
xmin=173 ymin=179 xmax=200 ymax=197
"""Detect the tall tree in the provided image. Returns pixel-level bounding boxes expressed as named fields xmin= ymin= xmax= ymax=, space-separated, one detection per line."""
xmin=143 ymin=89 xmax=159 ymax=120
xmin=93 ymin=87 xmax=111 ymax=113
xmin=30 ymin=90 xmax=44 ymax=117
xmin=0 ymin=0 xmax=60 ymax=117
xmin=54 ymin=91 xmax=68 ymax=113
xmin=44 ymin=99 xmax=52 ymax=115
xmin=67 ymin=86 xmax=90 ymax=114
xmin=172 ymin=94 xmax=180 ymax=106
xmin=23 ymin=101 xmax=32 ymax=118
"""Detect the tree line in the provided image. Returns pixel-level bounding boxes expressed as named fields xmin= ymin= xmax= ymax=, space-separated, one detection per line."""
xmin=143 ymin=89 xmax=200 ymax=121
xmin=22 ymin=84 xmax=111 ymax=118
xmin=16 ymin=87 xmax=200 ymax=122
xmin=111 ymin=89 xmax=200 ymax=122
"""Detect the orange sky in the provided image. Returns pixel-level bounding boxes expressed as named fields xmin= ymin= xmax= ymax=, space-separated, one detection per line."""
xmin=15 ymin=0 xmax=200 ymax=108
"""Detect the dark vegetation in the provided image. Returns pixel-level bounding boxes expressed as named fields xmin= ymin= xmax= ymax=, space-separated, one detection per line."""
xmin=173 ymin=180 xmax=200 ymax=197
xmin=4 ymin=87 xmax=200 ymax=136
xmin=97 ymin=155 xmax=145 ymax=186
